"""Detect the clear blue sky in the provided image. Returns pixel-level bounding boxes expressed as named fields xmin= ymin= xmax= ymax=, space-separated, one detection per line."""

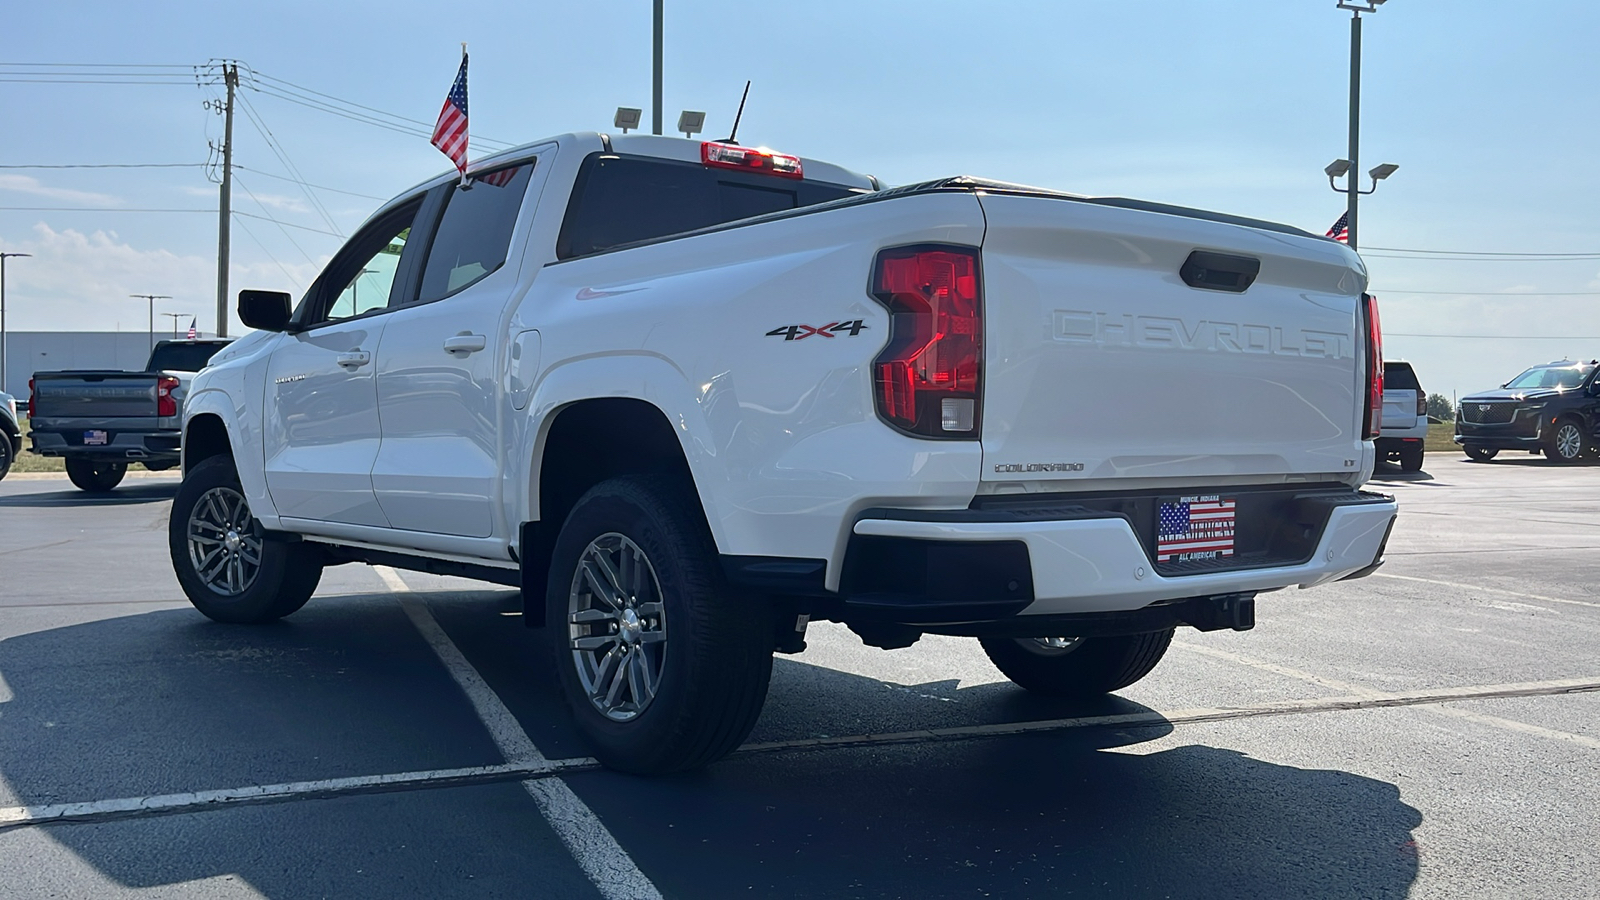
xmin=4 ymin=0 xmax=1599 ymax=400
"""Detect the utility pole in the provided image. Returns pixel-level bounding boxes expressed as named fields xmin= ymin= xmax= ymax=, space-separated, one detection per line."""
xmin=0 ymin=251 xmax=31 ymax=394
xmin=652 ymin=0 xmax=663 ymax=135
xmin=130 ymin=294 xmax=171 ymax=354
xmin=215 ymin=61 xmax=238 ymax=338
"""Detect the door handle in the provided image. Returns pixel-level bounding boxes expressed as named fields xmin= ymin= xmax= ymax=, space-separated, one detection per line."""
xmin=336 ymin=350 xmax=371 ymax=369
xmin=443 ymin=333 xmax=488 ymax=355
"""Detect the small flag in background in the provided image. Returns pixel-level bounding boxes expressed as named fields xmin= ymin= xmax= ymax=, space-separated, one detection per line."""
xmin=1326 ymin=211 xmax=1350 ymax=243
xmin=432 ymin=52 xmax=469 ymax=174
xmin=186 ymin=317 xmax=197 ymax=340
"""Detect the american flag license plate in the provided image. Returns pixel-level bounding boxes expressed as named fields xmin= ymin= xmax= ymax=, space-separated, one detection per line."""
xmin=1157 ymin=495 xmax=1236 ymax=562
xmin=83 ymin=430 xmax=109 ymax=446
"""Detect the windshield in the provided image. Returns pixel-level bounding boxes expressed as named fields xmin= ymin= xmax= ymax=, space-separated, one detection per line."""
xmin=1504 ymin=363 xmax=1595 ymax=391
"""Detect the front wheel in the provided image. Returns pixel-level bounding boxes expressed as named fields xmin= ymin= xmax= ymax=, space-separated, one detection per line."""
xmin=980 ymin=630 xmax=1174 ymax=696
xmin=548 ymin=476 xmax=773 ymax=774
xmin=1464 ymin=445 xmax=1499 ymax=462
xmin=66 ymin=458 xmax=126 ymax=492
xmin=168 ymin=455 xmax=323 ymax=623
xmin=1544 ymin=420 xmax=1586 ymax=464
xmin=0 ymin=436 xmax=13 ymax=481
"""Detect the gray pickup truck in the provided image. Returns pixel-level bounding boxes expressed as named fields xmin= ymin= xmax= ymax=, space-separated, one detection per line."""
xmin=28 ymin=339 xmax=230 ymax=491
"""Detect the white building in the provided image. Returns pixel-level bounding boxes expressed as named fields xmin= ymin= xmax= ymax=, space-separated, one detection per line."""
xmin=1 ymin=331 xmax=213 ymax=398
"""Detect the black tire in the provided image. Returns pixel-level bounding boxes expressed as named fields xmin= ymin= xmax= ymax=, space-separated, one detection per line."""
xmin=1544 ymin=419 xmax=1586 ymax=465
xmin=66 ymin=457 xmax=126 ymax=492
xmin=0 ymin=435 xmax=13 ymax=482
xmin=168 ymin=455 xmax=322 ymax=624
xmin=980 ymin=629 xmax=1174 ymax=696
xmin=547 ymin=475 xmax=773 ymax=774
xmin=1464 ymin=445 xmax=1498 ymax=462
xmin=1399 ymin=445 xmax=1425 ymax=472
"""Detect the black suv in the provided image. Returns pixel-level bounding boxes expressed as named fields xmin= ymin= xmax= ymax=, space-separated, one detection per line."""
xmin=1455 ymin=359 xmax=1600 ymax=464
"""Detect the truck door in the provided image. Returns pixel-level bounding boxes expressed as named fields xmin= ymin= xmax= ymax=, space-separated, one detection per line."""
xmin=370 ymin=155 xmax=545 ymax=537
xmin=263 ymin=198 xmax=425 ymax=527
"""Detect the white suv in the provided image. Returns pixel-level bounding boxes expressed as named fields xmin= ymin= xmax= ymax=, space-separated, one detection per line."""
xmin=1377 ymin=361 xmax=1428 ymax=471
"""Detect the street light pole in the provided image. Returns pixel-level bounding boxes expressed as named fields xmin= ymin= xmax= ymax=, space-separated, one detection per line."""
xmin=1329 ymin=1 xmax=1397 ymax=251
xmin=129 ymin=294 xmax=172 ymax=355
xmin=0 ymin=251 xmax=31 ymax=394
xmin=652 ymin=0 xmax=664 ymax=136
xmin=161 ymin=312 xmax=189 ymax=340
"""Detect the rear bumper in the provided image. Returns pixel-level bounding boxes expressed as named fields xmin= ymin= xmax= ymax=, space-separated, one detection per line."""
xmin=29 ymin=428 xmax=182 ymax=462
xmin=832 ymin=483 xmax=1395 ymax=624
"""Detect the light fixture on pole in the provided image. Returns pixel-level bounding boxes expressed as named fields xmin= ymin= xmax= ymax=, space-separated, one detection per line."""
xmin=1330 ymin=0 xmax=1391 ymax=250
xmin=0 ymin=251 xmax=31 ymax=394
xmin=129 ymin=294 xmax=172 ymax=354
xmin=161 ymin=312 xmax=191 ymax=340
xmin=614 ymin=107 xmax=642 ymax=133
xmin=677 ymin=110 xmax=704 ymax=139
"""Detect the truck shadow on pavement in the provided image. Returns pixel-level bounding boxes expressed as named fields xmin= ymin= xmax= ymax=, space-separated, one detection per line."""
xmin=0 ymin=481 xmax=178 ymax=508
xmin=0 ymin=593 xmax=1422 ymax=899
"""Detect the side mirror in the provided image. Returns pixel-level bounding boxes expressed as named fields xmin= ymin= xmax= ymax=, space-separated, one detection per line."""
xmin=238 ymin=290 xmax=293 ymax=332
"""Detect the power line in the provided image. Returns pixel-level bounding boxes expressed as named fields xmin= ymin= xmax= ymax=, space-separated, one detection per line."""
xmin=234 ymin=167 xmax=387 ymax=201
xmin=230 ymin=214 xmax=306 ymax=290
xmin=1380 ymin=289 xmax=1600 ymax=297
xmin=1367 ymin=245 xmax=1600 ymax=258
xmin=0 ymin=206 xmax=211 ymax=212
xmin=235 ymin=93 xmax=344 ymax=237
xmin=234 ymin=178 xmax=321 ymax=265
xmin=0 ymin=62 xmax=195 ymax=68
xmin=0 ymin=163 xmax=206 ymax=170
xmin=233 ymin=211 xmax=342 ymax=236
xmin=1388 ymin=332 xmax=1600 ymax=340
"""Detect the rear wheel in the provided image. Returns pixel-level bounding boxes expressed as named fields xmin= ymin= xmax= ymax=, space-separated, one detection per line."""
xmin=1464 ymin=445 xmax=1498 ymax=462
xmin=0 ymin=435 xmax=13 ymax=481
xmin=548 ymin=476 xmax=773 ymax=774
xmin=168 ymin=455 xmax=323 ymax=623
xmin=1544 ymin=419 xmax=1586 ymax=464
xmin=1399 ymin=445 xmax=1425 ymax=472
xmin=66 ymin=458 xmax=126 ymax=492
xmin=980 ymin=629 xmax=1174 ymax=696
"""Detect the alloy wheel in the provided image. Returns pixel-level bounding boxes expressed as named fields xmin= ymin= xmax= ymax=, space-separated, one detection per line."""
xmin=186 ymin=486 xmax=263 ymax=596
xmin=1555 ymin=423 xmax=1583 ymax=461
xmin=568 ymin=532 xmax=667 ymax=722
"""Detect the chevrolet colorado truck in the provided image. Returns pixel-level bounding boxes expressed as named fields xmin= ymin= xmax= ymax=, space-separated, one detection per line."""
xmin=28 ymin=339 xmax=231 ymax=491
xmin=168 ymin=133 xmax=1398 ymax=773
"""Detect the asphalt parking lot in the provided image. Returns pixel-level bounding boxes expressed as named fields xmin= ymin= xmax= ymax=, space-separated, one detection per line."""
xmin=1 ymin=455 xmax=1597 ymax=899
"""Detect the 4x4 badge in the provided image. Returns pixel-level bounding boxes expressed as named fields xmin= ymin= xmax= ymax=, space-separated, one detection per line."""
xmin=766 ymin=320 xmax=869 ymax=341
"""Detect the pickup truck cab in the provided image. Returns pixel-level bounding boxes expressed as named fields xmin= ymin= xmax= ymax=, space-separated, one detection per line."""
xmin=28 ymin=339 xmax=231 ymax=491
xmin=1456 ymin=359 xmax=1600 ymax=463
xmin=170 ymin=132 xmax=1399 ymax=773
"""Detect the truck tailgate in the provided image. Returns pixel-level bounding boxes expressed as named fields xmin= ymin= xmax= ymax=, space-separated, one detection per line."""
xmin=31 ymin=372 xmax=161 ymax=419
xmin=976 ymin=193 xmax=1368 ymax=486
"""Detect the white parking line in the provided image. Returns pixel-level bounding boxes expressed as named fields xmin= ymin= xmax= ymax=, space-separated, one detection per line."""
xmin=1373 ymin=571 xmax=1600 ymax=609
xmin=1174 ymin=640 xmax=1600 ymax=750
xmin=375 ymin=566 xmax=663 ymax=900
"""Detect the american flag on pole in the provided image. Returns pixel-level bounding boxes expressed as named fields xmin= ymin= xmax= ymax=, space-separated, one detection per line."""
xmin=1326 ymin=211 xmax=1350 ymax=243
xmin=431 ymin=53 xmax=469 ymax=175
xmin=186 ymin=317 xmax=197 ymax=340
xmin=1157 ymin=496 xmax=1236 ymax=562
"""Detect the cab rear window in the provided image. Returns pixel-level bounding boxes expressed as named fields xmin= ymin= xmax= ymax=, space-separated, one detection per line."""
xmin=1383 ymin=362 xmax=1420 ymax=391
xmin=556 ymin=154 xmax=858 ymax=260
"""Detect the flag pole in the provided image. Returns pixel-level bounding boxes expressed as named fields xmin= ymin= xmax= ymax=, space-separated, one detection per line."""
xmin=459 ymin=43 xmax=469 ymax=187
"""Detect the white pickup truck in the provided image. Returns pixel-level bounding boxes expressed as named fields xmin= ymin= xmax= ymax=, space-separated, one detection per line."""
xmin=170 ymin=132 xmax=1398 ymax=773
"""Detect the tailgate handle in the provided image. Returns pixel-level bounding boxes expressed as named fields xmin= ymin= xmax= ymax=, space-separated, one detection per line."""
xmin=1180 ymin=251 xmax=1260 ymax=293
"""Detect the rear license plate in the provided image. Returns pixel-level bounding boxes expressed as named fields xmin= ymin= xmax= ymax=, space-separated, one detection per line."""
xmin=1157 ymin=495 xmax=1236 ymax=563
xmin=83 ymin=430 xmax=109 ymax=446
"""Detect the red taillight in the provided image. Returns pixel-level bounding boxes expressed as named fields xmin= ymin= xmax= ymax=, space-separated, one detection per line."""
xmin=27 ymin=377 xmax=37 ymax=419
xmin=1416 ymin=390 xmax=1427 ymax=417
xmin=1361 ymin=293 xmax=1383 ymax=440
xmin=701 ymin=141 xmax=803 ymax=179
xmin=157 ymin=375 xmax=179 ymax=418
xmin=870 ymin=245 xmax=982 ymax=438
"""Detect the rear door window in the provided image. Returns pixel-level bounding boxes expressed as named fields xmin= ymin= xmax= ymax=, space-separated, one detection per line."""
xmin=415 ymin=162 xmax=535 ymax=304
xmin=1383 ymin=363 xmax=1420 ymax=391
xmin=557 ymin=155 xmax=858 ymax=259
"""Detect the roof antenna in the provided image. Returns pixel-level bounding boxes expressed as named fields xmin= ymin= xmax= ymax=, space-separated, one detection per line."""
xmin=723 ymin=80 xmax=751 ymax=144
